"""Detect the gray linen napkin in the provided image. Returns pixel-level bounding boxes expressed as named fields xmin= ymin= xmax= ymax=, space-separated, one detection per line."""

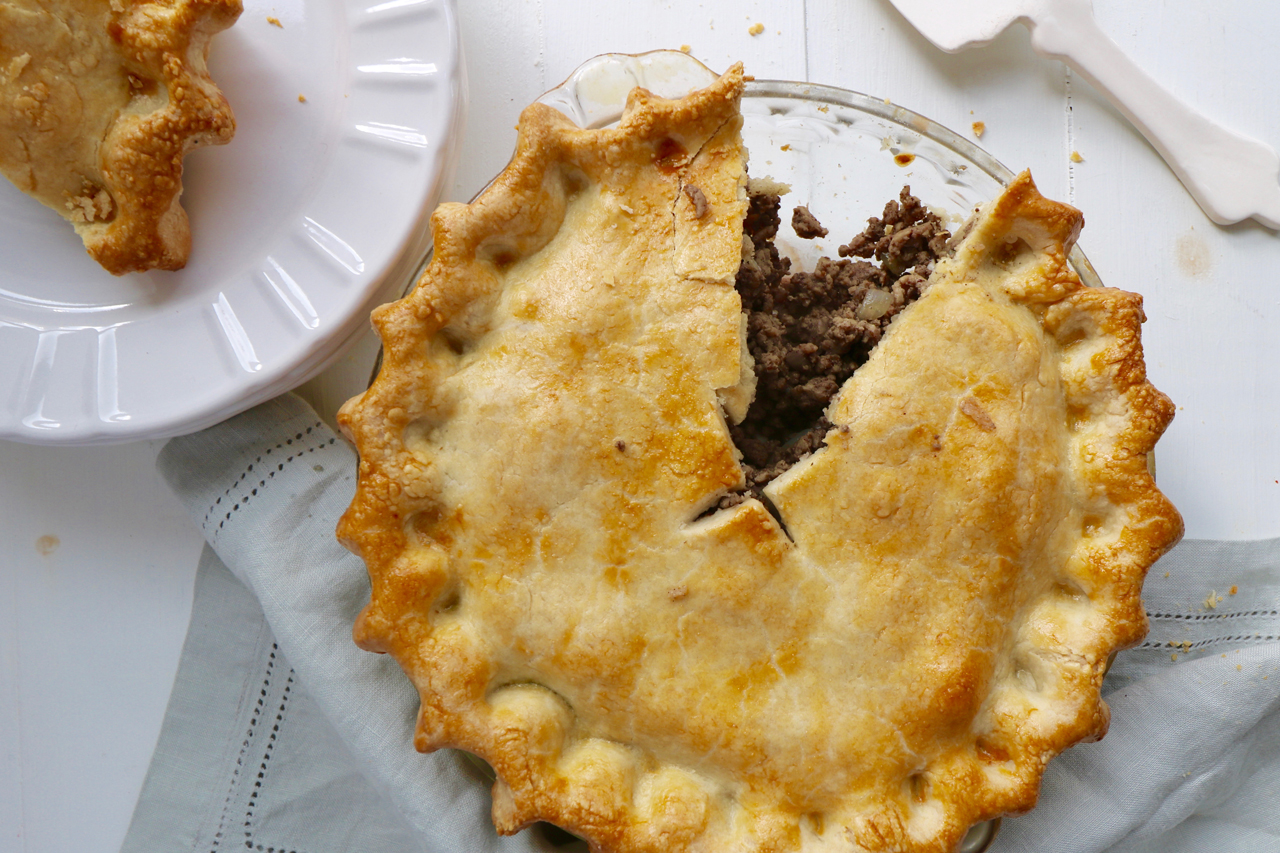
xmin=992 ymin=540 xmax=1280 ymax=853
xmin=131 ymin=394 xmax=556 ymax=853
xmin=130 ymin=393 xmax=1280 ymax=852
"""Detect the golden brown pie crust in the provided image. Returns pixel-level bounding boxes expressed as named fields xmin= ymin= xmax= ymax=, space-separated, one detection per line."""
xmin=0 ymin=0 xmax=241 ymax=274
xmin=338 ymin=67 xmax=1183 ymax=853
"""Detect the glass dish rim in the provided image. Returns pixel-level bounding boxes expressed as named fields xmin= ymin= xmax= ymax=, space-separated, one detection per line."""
xmin=740 ymin=75 xmax=1102 ymax=290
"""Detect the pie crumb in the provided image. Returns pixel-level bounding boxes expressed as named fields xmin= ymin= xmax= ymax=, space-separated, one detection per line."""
xmin=749 ymin=22 xmax=765 ymax=36
xmin=64 ymin=181 xmax=114 ymax=223
xmin=1070 ymin=150 xmax=1084 ymax=163
xmin=1204 ymin=590 xmax=1224 ymax=609
xmin=298 ymin=94 xmax=307 ymax=103
xmin=1229 ymin=585 xmax=1238 ymax=595
xmin=959 ymin=397 xmax=996 ymax=432
xmin=1238 ymin=664 xmax=1243 ymax=671
xmin=1171 ymin=653 xmax=1178 ymax=662
xmin=668 ymin=585 xmax=688 ymax=601
xmin=267 ymin=15 xmax=282 ymax=27
xmin=680 ymin=44 xmax=692 ymax=53
xmin=972 ymin=121 xmax=985 ymax=138
xmin=3 ymin=53 xmax=31 ymax=85
xmin=683 ymin=184 xmax=709 ymax=218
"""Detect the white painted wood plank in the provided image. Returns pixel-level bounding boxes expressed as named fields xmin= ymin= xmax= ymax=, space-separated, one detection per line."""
xmin=1068 ymin=0 xmax=1280 ymax=539
xmin=1092 ymin=0 xmax=1280 ymax=150
xmin=804 ymin=0 xmax=1074 ymax=204
xmin=540 ymin=0 xmax=807 ymax=87
xmin=448 ymin=0 xmax=547 ymax=200
xmin=1 ymin=442 xmax=202 ymax=853
xmin=0 ymin=545 xmax=23 ymax=852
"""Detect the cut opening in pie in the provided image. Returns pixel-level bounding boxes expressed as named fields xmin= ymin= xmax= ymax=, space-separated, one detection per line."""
xmin=717 ymin=183 xmax=950 ymax=511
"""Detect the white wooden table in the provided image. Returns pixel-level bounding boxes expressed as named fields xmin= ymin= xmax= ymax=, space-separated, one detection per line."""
xmin=3 ymin=1 xmax=1278 ymax=851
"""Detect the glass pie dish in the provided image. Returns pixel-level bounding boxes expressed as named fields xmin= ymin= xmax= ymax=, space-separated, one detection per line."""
xmin=423 ymin=50 xmax=1119 ymax=853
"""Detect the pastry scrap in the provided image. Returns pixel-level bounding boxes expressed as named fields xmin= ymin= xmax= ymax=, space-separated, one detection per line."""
xmin=338 ymin=66 xmax=1183 ymax=853
xmin=0 ymin=0 xmax=242 ymax=274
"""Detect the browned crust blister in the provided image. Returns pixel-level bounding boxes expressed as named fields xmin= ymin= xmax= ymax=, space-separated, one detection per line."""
xmin=91 ymin=0 xmax=240 ymax=273
xmin=0 ymin=0 xmax=240 ymax=274
xmin=338 ymin=67 xmax=1182 ymax=853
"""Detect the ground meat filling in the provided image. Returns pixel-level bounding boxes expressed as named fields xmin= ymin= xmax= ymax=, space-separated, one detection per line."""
xmin=721 ymin=186 xmax=951 ymax=509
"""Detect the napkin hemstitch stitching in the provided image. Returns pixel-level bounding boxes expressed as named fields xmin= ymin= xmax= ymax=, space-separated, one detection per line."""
xmin=201 ymin=422 xmax=337 ymax=540
xmin=209 ymin=643 xmax=298 ymax=853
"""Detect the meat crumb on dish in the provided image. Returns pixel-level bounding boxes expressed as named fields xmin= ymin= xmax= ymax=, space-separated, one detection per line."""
xmin=791 ymin=205 xmax=828 ymax=239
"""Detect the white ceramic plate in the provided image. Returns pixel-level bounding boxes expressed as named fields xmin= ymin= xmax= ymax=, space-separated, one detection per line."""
xmin=0 ymin=0 xmax=462 ymax=445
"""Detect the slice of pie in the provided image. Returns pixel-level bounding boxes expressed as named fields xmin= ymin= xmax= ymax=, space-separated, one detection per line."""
xmin=337 ymin=65 xmax=1183 ymax=853
xmin=0 ymin=0 xmax=241 ymax=274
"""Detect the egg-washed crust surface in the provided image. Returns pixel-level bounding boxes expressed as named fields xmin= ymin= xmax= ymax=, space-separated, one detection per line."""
xmin=0 ymin=0 xmax=241 ymax=274
xmin=337 ymin=66 xmax=1183 ymax=853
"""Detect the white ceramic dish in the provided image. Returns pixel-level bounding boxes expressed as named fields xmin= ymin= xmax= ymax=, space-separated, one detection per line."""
xmin=0 ymin=0 xmax=462 ymax=445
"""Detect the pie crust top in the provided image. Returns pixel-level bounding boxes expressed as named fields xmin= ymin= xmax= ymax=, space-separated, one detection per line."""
xmin=338 ymin=66 xmax=1183 ymax=853
xmin=0 ymin=0 xmax=241 ymax=274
